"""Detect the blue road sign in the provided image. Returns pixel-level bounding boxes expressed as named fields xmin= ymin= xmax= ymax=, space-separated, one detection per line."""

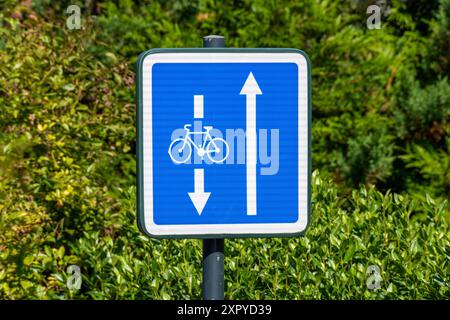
xmin=137 ymin=49 xmax=311 ymax=238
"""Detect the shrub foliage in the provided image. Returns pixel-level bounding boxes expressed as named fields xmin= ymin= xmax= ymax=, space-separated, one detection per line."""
xmin=0 ymin=0 xmax=449 ymax=299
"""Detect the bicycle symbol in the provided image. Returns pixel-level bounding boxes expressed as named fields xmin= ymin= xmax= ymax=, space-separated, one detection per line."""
xmin=168 ymin=124 xmax=230 ymax=164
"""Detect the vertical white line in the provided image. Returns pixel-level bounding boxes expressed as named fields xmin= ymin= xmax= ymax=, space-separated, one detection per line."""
xmin=195 ymin=168 xmax=204 ymax=193
xmin=143 ymin=59 xmax=154 ymax=230
xmin=194 ymin=95 xmax=204 ymax=118
xmin=246 ymin=95 xmax=257 ymax=215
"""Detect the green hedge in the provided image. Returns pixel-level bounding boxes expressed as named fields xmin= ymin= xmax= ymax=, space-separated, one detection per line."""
xmin=0 ymin=0 xmax=449 ymax=299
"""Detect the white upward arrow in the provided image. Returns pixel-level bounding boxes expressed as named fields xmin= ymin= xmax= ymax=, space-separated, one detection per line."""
xmin=188 ymin=168 xmax=211 ymax=215
xmin=240 ymin=72 xmax=262 ymax=216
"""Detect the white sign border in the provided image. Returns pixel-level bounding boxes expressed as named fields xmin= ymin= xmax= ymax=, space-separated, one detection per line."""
xmin=138 ymin=50 xmax=310 ymax=237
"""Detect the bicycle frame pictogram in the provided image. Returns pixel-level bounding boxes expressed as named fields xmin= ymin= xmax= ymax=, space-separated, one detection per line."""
xmin=168 ymin=124 xmax=230 ymax=164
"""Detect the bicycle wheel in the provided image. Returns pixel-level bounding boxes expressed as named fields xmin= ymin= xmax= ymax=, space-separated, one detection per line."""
xmin=168 ymin=138 xmax=192 ymax=164
xmin=206 ymin=137 xmax=230 ymax=163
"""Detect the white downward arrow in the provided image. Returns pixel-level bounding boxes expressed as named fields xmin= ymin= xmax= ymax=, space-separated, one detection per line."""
xmin=240 ymin=72 xmax=262 ymax=216
xmin=188 ymin=168 xmax=211 ymax=215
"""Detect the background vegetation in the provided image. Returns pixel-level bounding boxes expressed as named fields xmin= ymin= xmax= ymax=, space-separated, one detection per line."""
xmin=0 ymin=0 xmax=448 ymax=299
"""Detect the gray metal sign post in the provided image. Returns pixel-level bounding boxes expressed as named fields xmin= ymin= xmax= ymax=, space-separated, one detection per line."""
xmin=201 ymin=35 xmax=226 ymax=301
xmin=137 ymin=32 xmax=311 ymax=300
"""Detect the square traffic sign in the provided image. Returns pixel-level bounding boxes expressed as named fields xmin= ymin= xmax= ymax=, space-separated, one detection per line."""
xmin=136 ymin=49 xmax=311 ymax=238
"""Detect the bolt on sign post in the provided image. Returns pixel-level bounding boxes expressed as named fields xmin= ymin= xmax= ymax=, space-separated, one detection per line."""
xmin=136 ymin=35 xmax=311 ymax=300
